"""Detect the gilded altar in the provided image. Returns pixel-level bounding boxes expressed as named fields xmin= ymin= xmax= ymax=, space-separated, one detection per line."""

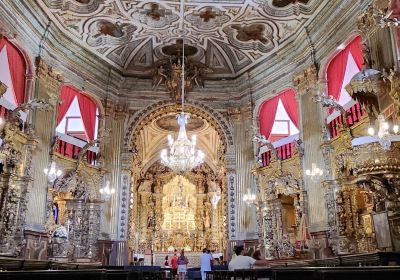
xmin=129 ymin=162 xmax=226 ymax=253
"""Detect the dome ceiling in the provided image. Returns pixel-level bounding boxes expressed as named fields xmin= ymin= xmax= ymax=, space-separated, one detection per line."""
xmin=37 ymin=0 xmax=319 ymax=78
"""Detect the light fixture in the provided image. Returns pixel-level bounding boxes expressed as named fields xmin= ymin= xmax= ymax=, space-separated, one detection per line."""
xmin=160 ymin=38 xmax=205 ymax=172
xmin=243 ymin=188 xmax=257 ymax=206
xmin=305 ymin=163 xmax=323 ymax=183
xmin=367 ymin=114 xmax=399 ymax=151
xmin=44 ymin=161 xmax=62 ymax=184
xmin=100 ymin=180 xmax=116 ymax=199
xmin=211 ymin=190 xmax=221 ymax=209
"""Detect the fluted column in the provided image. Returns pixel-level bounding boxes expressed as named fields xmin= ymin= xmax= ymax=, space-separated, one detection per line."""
xmin=229 ymin=106 xmax=257 ymax=239
xmin=26 ymin=58 xmax=63 ymax=230
xmin=100 ymin=101 xmax=127 ymax=239
xmin=294 ymin=65 xmax=328 ymax=232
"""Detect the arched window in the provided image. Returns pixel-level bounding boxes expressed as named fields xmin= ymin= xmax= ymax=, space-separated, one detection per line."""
xmin=259 ymin=89 xmax=299 ymax=142
xmin=56 ymin=85 xmax=99 ymax=142
xmin=258 ymin=89 xmax=299 ymax=167
xmin=326 ymin=35 xmax=363 ymax=106
xmin=326 ymin=36 xmax=365 ymax=137
xmin=0 ymin=37 xmax=27 ymax=114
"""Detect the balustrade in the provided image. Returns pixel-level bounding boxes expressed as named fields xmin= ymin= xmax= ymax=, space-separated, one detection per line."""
xmin=56 ymin=135 xmax=98 ymax=166
xmin=260 ymin=142 xmax=295 ymax=167
xmin=329 ymin=102 xmax=365 ymax=138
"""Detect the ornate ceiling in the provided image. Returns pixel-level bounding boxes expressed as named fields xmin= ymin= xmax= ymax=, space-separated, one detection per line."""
xmin=37 ymin=0 xmax=320 ymax=78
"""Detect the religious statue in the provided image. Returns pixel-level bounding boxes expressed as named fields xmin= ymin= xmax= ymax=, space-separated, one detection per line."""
xmin=152 ymin=65 xmax=167 ymax=88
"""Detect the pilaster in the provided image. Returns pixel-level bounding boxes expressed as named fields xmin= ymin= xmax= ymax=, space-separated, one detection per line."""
xmin=294 ymin=65 xmax=328 ymax=232
xmin=228 ymin=106 xmax=257 ymax=239
xmin=26 ymin=57 xmax=63 ymax=230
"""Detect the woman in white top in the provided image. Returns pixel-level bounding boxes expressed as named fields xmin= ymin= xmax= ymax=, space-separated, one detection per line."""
xmin=228 ymin=246 xmax=269 ymax=271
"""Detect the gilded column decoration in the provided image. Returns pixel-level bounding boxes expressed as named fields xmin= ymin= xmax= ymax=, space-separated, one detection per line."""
xmin=253 ymin=140 xmax=306 ymax=259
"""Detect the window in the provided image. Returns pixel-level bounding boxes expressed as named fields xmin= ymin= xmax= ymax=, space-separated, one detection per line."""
xmin=326 ymin=36 xmax=363 ymax=107
xmin=0 ymin=37 xmax=27 ymax=114
xmin=56 ymin=85 xmax=99 ymax=142
xmin=259 ymin=89 xmax=299 ymax=143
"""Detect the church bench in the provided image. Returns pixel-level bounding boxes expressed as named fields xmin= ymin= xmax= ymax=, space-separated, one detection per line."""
xmin=316 ymin=267 xmax=400 ymax=280
xmin=0 ymin=257 xmax=24 ymax=270
xmin=21 ymin=259 xmax=51 ymax=270
xmin=0 ymin=269 xmax=107 ymax=280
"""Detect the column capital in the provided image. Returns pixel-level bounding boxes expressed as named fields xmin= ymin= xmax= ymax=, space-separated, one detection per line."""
xmin=293 ymin=64 xmax=319 ymax=95
xmin=35 ymin=56 xmax=63 ymax=102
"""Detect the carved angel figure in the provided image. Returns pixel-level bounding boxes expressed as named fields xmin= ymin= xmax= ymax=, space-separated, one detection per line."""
xmin=152 ymin=65 xmax=168 ymax=89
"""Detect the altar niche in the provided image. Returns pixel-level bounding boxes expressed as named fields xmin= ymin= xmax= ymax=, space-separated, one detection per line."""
xmin=129 ymin=162 xmax=226 ymax=254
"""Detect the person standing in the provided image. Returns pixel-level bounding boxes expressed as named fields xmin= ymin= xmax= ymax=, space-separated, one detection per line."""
xmin=200 ymin=248 xmax=213 ymax=280
xmin=171 ymin=250 xmax=178 ymax=279
xmin=228 ymin=246 xmax=269 ymax=271
xmin=177 ymin=249 xmax=189 ymax=280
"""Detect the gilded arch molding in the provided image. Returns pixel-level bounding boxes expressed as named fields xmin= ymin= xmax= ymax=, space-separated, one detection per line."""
xmin=124 ymin=100 xmax=234 ymax=151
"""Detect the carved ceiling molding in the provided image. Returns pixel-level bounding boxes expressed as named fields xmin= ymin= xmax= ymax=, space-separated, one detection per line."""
xmin=124 ymin=100 xmax=234 ymax=150
xmin=35 ymin=0 xmax=320 ymax=78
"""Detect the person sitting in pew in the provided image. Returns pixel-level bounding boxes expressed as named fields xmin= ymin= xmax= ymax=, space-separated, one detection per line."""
xmin=228 ymin=246 xmax=269 ymax=271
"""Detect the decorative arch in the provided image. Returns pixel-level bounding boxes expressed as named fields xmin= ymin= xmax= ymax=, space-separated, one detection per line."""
xmin=124 ymin=100 xmax=234 ymax=150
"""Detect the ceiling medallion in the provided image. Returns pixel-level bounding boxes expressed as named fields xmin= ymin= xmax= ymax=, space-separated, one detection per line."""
xmin=152 ymin=39 xmax=212 ymax=101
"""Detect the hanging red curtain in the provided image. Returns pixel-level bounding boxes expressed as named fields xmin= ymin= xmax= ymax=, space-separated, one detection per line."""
xmin=77 ymin=93 xmax=97 ymax=141
xmin=0 ymin=37 xmax=26 ymax=105
xmin=57 ymin=86 xmax=77 ymax=126
xmin=259 ymin=95 xmax=280 ymax=140
xmin=279 ymin=89 xmax=299 ymax=129
xmin=327 ymin=36 xmax=363 ymax=101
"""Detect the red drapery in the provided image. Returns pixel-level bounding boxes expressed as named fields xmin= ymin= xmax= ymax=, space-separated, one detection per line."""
xmin=259 ymin=89 xmax=299 ymax=140
xmin=279 ymin=89 xmax=299 ymax=128
xmin=259 ymin=95 xmax=280 ymax=140
xmin=57 ymin=86 xmax=77 ymax=126
xmin=327 ymin=36 xmax=363 ymax=101
xmin=0 ymin=37 xmax=26 ymax=105
xmin=77 ymin=93 xmax=97 ymax=141
xmin=57 ymin=85 xmax=97 ymax=141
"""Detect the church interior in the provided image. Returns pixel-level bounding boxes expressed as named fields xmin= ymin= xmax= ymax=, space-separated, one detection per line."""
xmin=1 ymin=0 xmax=400 ymax=279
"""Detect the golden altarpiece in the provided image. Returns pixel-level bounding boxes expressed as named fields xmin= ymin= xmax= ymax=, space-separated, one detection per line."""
xmin=129 ymin=161 xmax=226 ymax=254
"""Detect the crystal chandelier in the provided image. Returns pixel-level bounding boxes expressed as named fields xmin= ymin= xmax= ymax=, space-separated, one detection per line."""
xmin=243 ymin=188 xmax=257 ymax=206
xmin=160 ymin=39 xmax=205 ymax=173
xmin=305 ymin=163 xmax=323 ymax=183
xmin=44 ymin=161 xmax=62 ymax=184
xmin=367 ymin=114 xmax=399 ymax=151
xmin=100 ymin=180 xmax=116 ymax=200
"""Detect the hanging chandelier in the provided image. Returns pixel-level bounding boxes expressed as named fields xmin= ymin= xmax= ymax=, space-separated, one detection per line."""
xmin=160 ymin=38 xmax=205 ymax=172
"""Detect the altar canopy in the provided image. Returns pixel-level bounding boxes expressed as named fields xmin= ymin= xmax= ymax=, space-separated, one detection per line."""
xmin=259 ymin=89 xmax=299 ymax=141
xmin=56 ymin=85 xmax=98 ymax=141
xmin=0 ymin=37 xmax=26 ymax=108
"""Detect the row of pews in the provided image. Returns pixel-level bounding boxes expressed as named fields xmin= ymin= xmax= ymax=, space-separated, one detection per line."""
xmin=0 ymin=253 xmax=400 ymax=280
xmin=206 ymin=266 xmax=400 ymax=280
xmin=1 ymin=266 xmax=400 ymax=280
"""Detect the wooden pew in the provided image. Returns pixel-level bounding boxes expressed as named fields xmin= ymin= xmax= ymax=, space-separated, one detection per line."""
xmin=0 ymin=257 xmax=24 ymax=270
xmin=0 ymin=269 xmax=107 ymax=280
